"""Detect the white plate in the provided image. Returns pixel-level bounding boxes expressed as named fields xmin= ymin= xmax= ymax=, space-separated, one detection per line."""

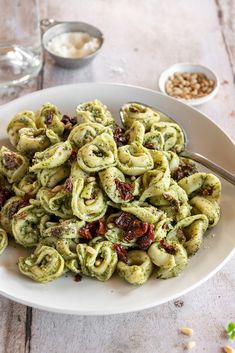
xmin=158 ymin=63 xmax=220 ymax=106
xmin=0 ymin=83 xmax=234 ymax=315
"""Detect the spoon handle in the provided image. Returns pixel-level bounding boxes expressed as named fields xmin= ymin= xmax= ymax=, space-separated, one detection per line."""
xmin=181 ymin=150 xmax=235 ymax=185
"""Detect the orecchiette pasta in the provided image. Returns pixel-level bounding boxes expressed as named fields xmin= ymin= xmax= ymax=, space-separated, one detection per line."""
xmin=0 ymin=100 xmax=221 ymax=287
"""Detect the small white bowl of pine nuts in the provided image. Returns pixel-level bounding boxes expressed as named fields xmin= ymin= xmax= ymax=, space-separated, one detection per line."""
xmin=158 ymin=63 xmax=220 ymax=106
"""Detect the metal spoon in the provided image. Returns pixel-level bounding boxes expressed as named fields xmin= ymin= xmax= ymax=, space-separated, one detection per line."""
xmin=120 ymin=102 xmax=235 ymax=185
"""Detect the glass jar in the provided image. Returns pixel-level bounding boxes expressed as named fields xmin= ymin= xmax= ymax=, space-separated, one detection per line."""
xmin=0 ymin=0 xmax=43 ymax=87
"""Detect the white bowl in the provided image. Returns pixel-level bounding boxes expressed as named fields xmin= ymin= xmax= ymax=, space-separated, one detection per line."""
xmin=158 ymin=63 xmax=220 ymax=106
xmin=0 ymin=83 xmax=234 ymax=315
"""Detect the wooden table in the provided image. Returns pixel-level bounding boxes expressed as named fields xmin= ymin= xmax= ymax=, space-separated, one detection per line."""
xmin=0 ymin=1 xmax=235 ymax=352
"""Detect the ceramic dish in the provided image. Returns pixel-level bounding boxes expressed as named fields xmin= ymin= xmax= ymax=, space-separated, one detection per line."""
xmin=0 ymin=83 xmax=234 ymax=315
xmin=158 ymin=63 xmax=220 ymax=106
xmin=41 ymin=19 xmax=104 ymax=69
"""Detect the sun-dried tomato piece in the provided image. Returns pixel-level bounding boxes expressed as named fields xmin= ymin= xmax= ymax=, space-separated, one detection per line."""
xmin=200 ymin=187 xmax=213 ymax=197
xmin=159 ymin=238 xmax=176 ymax=255
xmin=129 ymin=106 xmax=139 ymax=113
xmin=114 ymin=179 xmax=134 ymax=201
xmin=61 ymin=114 xmax=75 ymax=125
xmin=137 ymin=224 xmax=155 ymax=250
xmin=79 ymin=218 xmax=106 ymax=239
xmin=20 ymin=193 xmax=31 ymax=208
xmin=64 ymin=178 xmax=73 ymax=193
xmin=2 ymin=152 xmax=19 ymax=170
xmin=113 ymin=243 xmax=128 ymax=263
xmin=124 ymin=220 xmax=149 ymax=241
xmin=113 ymin=127 xmax=128 ymax=147
xmin=61 ymin=115 xmax=77 ymax=131
xmin=70 ymin=150 xmax=77 ymax=161
xmin=51 ymin=226 xmax=63 ymax=237
xmin=74 ymin=274 xmax=82 ymax=282
xmin=45 ymin=112 xmax=53 ymax=125
xmin=7 ymin=195 xmax=30 ymax=219
xmin=0 ymin=188 xmax=12 ymax=209
xmin=114 ymin=212 xmax=135 ymax=230
xmin=162 ymin=222 xmax=169 ymax=230
xmin=97 ymin=218 xmax=106 ymax=235
xmin=144 ymin=143 xmax=155 ymax=149
xmin=172 ymin=162 xmax=197 ymax=181
xmin=79 ymin=227 xmax=93 ymax=240
xmin=0 ymin=190 xmax=6 ymax=209
xmin=115 ymin=212 xmax=155 ymax=247
xmin=8 ymin=201 xmax=21 ymax=219
xmin=14 ymin=211 xmax=27 ymax=219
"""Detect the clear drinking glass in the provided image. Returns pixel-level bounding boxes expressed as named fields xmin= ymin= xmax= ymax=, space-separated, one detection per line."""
xmin=0 ymin=0 xmax=42 ymax=87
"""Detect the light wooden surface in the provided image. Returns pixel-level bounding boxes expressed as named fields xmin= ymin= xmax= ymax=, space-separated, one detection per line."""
xmin=0 ymin=1 xmax=235 ymax=352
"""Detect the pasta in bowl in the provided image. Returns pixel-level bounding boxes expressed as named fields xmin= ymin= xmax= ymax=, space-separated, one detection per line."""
xmin=0 ymin=100 xmax=221 ymax=286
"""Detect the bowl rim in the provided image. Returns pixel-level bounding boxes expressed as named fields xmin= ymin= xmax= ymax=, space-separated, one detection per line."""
xmin=158 ymin=62 xmax=220 ymax=106
xmin=42 ymin=20 xmax=104 ymax=61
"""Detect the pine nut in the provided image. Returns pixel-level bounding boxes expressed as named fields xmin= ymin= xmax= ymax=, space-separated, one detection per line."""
xmin=165 ymin=72 xmax=215 ymax=100
xmin=180 ymin=327 xmax=194 ymax=336
xmin=185 ymin=341 xmax=196 ymax=350
xmin=223 ymin=345 xmax=234 ymax=353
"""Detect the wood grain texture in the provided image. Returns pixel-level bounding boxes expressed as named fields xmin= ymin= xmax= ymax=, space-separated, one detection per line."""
xmin=0 ymin=1 xmax=235 ymax=353
xmin=0 ymin=298 xmax=27 ymax=353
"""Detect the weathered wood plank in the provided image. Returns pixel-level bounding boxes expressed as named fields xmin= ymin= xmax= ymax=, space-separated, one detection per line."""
xmin=0 ymin=298 xmax=27 ymax=353
xmin=29 ymin=260 xmax=235 ymax=353
xmin=216 ymin=0 xmax=235 ymax=78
